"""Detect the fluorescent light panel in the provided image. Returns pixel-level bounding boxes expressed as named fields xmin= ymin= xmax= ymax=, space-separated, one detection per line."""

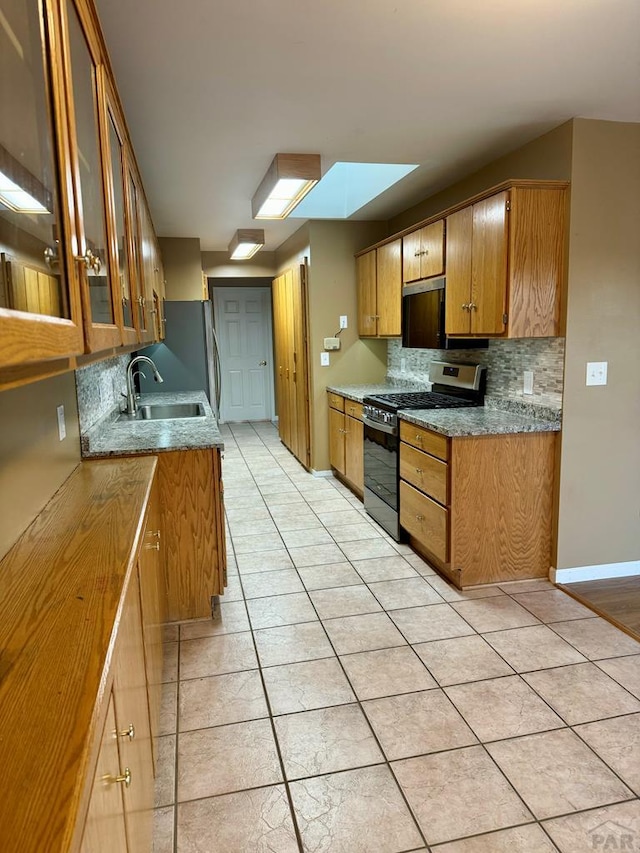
xmin=252 ymin=154 xmax=321 ymax=220
xmin=0 ymin=169 xmax=49 ymax=214
xmin=228 ymin=228 xmax=264 ymax=260
xmin=292 ymin=162 xmax=419 ymax=219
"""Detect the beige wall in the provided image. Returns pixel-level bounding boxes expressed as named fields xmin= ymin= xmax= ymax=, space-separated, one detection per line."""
xmin=276 ymin=220 xmax=388 ymax=471
xmin=159 ymin=237 xmax=203 ymax=300
xmin=555 ymin=120 xmax=640 ymax=569
xmin=203 ymin=251 xmax=277 ymax=278
xmin=389 ymin=121 xmax=573 ymax=232
xmin=0 ymin=373 xmax=80 ymax=559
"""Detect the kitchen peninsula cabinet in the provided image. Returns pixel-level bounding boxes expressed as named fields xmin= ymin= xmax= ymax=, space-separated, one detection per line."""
xmin=445 ymin=184 xmax=567 ymax=338
xmin=0 ymin=456 xmax=162 ymax=852
xmin=0 ymin=0 xmax=164 ymax=384
xmin=402 ymin=220 xmax=445 ymax=284
xmin=399 ymin=420 xmax=556 ymax=586
xmin=357 ymin=239 xmax=402 ymax=337
xmin=328 ymin=393 xmax=364 ymax=495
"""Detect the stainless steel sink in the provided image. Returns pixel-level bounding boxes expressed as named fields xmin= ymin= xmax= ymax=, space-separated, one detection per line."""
xmin=117 ymin=402 xmax=206 ymax=422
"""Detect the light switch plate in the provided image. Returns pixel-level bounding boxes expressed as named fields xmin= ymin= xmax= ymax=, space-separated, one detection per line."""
xmin=56 ymin=405 xmax=66 ymax=441
xmin=586 ymin=361 xmax=608 ymax=386
xmin=339 ymin=315 xmax=348 ymax=329
xmin=320 ymin=352 xmax=330 ymax=367
xmin=523 ymin=370 xmax=534 ymax=395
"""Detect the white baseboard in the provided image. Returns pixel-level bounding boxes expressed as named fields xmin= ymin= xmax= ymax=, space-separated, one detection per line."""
xmin=311 ymin=469 xmax=333 ymax=478
xmin=552 ymin=560 xmax=640 ymax=584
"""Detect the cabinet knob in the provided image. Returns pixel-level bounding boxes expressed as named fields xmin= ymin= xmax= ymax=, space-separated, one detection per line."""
xmin=119 ymin=724 xmax=135 ymax=740
xmin=415 ymin=468 xmax=423 ymax=474
xmin=414 ymin=250 xmax=420 ymax=257
xmin=416 ymin=514 xmax=425 ymax=522
xmin=415 ymin=434 xmax=422 ymax=442
xmin=468 ymin=302 xmax=477 ymax=311
xmin=461 ymin=303 xmax=470 ymax=311
xmin=75 ymin=249 xmax=102 ymax=273
xmin=114 ymin=768 xmax=132 ymax=788
xmin=44 ymin=246 xmax=59 ymax=268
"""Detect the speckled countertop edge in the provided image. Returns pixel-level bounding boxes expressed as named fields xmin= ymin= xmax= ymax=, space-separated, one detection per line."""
xmin=81 ymin=391 xmax=224 ymax=458
xmin=326 ymin=380 xmax=431 ymax=403
xmin=399 ymin=407 xmax=561 ymax=437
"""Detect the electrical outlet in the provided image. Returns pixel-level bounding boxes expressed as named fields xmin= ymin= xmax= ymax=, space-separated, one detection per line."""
xmin=523 ymin=370 xmax=534 ymax=395
xmin=56 ymin=405 xmax=66 ymax=441
xmin=586 ymin=361 xmax=608 ymax=386
xmin=320 ymin=352 xmax=330 ymax=367
xmin=339 ymin=315 xmax=348 ymax=329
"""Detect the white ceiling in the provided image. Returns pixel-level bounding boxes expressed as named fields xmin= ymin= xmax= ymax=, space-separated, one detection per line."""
xmin=95 ymin=0 xmax=640 ymax=252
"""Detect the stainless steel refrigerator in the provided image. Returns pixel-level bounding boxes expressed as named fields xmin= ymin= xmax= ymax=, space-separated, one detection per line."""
xmin=138 ymin=300 xmax=221 ymax=417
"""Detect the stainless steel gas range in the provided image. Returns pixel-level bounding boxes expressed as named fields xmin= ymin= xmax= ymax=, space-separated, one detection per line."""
xmin=362 ymin=361 xmax=486 ymax=540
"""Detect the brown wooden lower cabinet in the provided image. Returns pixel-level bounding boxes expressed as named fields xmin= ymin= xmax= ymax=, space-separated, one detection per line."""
xmin=122 ymin=447 xmax=226 ymax=622
xmin=0 ymin=457 xmax=163 ymax=852
xmin=328 ymin=393 xmax=364 ymax=496
xmin=399 ymin=425 xmax=556 ymax=587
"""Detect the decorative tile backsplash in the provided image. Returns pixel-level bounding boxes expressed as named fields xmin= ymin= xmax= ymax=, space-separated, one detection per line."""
xmin=388 ymin=338 xmax=564 ymax=409
xmin=75 ymin=355 xmax=129 ymax=434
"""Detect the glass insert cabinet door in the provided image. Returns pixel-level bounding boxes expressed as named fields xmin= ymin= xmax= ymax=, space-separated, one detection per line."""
xmin=0 ymin=0 xmax=84 ymax=364
xmin=61 ymin=0 xmax=120 ymax=349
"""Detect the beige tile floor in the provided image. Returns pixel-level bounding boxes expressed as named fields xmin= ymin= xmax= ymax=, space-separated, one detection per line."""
xmin=153 ymin=422 xmax=640 ymax=853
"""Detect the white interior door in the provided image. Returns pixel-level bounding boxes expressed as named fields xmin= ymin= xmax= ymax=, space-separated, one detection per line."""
xmin=213 ymin=287 xmax=274 ymax=422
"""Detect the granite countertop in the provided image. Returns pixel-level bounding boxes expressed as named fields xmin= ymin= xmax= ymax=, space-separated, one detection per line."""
xmin=81 ymin=391 xmax=224 ymax=458
xmin=326 ymin=381 xmax=430 ymax=403
xmin=400 ymin=399 xmax=561 ymax=437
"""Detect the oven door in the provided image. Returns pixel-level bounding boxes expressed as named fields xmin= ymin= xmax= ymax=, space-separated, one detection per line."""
xmin=363 ymin=416 xmax=401 ymax=540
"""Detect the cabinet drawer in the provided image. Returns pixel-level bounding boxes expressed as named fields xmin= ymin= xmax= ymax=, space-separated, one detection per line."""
xmin=344 ymin=400 xmax=363 ymax=420
xmin=400 ymin=481 xmax=448 ymax=564
xmin=328 ymin=392 xmax=345 ymax=412
xmin=400 ymin=443 xmax=448 ymax=505
xmin=400 ymin=420 xmax=449 ymax=461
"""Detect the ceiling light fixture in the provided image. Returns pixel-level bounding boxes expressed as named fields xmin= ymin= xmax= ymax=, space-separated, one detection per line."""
xmin=228 ymin=228 xmax=265 ymax=260
xmin=251 ymin=153 xmax=321 ymax=219
xmin=0 ymin=145 xmax=51 ymax=214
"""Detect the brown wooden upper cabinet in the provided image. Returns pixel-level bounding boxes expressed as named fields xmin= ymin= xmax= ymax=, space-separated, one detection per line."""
xmin=0 ymin=0 xmax=85 ymax=366
xmin=0 ymin=0 xmax=164 ymax=372
xmin=445 ymin=185 xmax=566 ymax=338
xmin=402 ymin=220 xmax=445 ymax=284
xmin=357 ymin=239 xmax=402 ymax=337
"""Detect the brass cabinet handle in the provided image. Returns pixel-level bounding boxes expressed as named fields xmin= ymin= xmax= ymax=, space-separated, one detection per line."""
xmin=119 ymin=724 xmax=135 ymax=740
xmin=468 ymin=302 xmax=477 ymax=311
xmin=415 ymin=434 xmax=422 ymax=442
xmin=145 ymin=541 xmax=160 ymax=551
xmin=114 ymin=768 xmax=132 ymax=788
xmin=75 ymin=249 xmax=102 ymax=273
xmin=461 ymin=303 xmax=470 ymax=311
xmin=146 ymin=530 xmax=161 ymax=539
xmin=415 ymin=468 xmax=423 ymax=474
xmin=44 ymin=246 xmax=59 ymax=268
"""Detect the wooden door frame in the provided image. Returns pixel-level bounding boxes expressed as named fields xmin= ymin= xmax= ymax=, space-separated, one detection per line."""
xmin=212 ymin=285 xmax=275 ymax=424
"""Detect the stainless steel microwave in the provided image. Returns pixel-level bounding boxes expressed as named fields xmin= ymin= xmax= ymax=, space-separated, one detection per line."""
xmin=402 ymin=277 xmax=488 ymax=350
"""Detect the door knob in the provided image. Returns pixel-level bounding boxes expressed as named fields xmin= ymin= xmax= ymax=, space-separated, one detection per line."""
xmin=258 ymin=360 xmax=267 ymax=366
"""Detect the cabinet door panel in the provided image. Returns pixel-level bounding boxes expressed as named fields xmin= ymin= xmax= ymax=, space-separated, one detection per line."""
xmin=112 ymin=572 xmax=154 ymax=853
xmin=80 ymin=694 xmax=127 ymax=853
xmin=444 ymin=207 xmax=473 ymax=335
xmin=420 ymin=220 xmax=445 ymax=279
xmin=356 ymin=251 xmax=377 ymax=336
xmin=344 ymin=416 xmax=363 ymax=493
xmin=376 ymin=239 xmax=401 ymax=337
xmin=402 ymin=231 xmax=422 ymax=284
xmin=0 ymin=0 xmax=84 ymax=365
xmin=329 ymin=408 xmax=346 ymax=476
xmin=64 ymin=0 xmax=119 ymax=349
xmin=471 ymin=192 xmax=508 ymax=335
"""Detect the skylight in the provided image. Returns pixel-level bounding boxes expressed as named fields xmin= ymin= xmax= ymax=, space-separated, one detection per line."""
xmin=291 ymin=162 xmax=418 ymax=219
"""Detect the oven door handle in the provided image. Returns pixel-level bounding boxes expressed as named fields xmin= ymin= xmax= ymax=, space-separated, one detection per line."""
xmin=362 ymin=414 xmax=397 ymax=436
